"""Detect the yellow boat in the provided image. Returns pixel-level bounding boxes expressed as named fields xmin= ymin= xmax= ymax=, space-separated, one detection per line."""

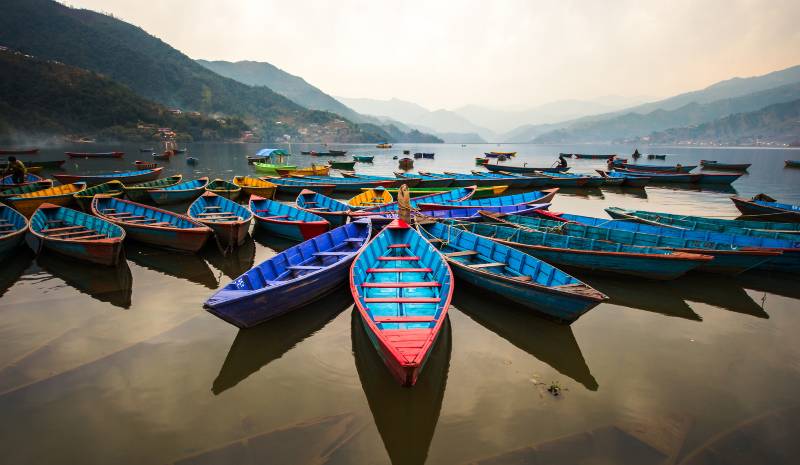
xmin=8 ymin=182 xmax=87 ymax=217
xmin=348 ymin=188 xmax=393 ymax=208
xmin=376 ymin=143 xmax=392 ymax=149
xmin=275 ymin=164 xmax=330 ymax=177
xmin=232 ymin=176 xmax=277 ymax=199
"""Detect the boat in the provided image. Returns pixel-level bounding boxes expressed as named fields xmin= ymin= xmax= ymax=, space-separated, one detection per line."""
xmin=419 ymin=221 xmax=607 ymax=322
xmin=358 ymin=187 xmax=476 ymax=213
xmin=186 ymin=157 xmax=199 ymax=165
xmin=605 ymin=207 xmax=800 ymax=236
xmin=232 ymin=176 xmax=277 ymax=199
xmin=329 ymin=150 xmax=347 ymax=156
xmin=456 ymin=214 xmax=714 ymax=280
xmin=53 ymin=167 xmax=163 ymax=186
xmin=275 ymin=165 xmax=330 ymax=177
xmin=246 ymin=155 xmax=268 ymax=164
xmin=696 ymin=172 xmax=743 ymax=184
xmin=376 ymin=143 xmax=392 ymax=149
xmin=139 ymin=148 xmax=153 ymax=152
xmin=613 ymin=168 xmax=699 ymax=183
xmin=350 ymin=219 xmax=453 ymax=386
xmin=286 ymin=176 xmax=395 ymax=193
xmin=205 ymin=179 xmax=241 ymax=200
xmin=328 ymin=160 xmax=356 ymax=170
xmin=647 ymin=154 xmax=668 ymax=160
xmin=485 ymin=151 xmax=516 ymax=158
xmin=353 ymin=155 xmax=374 ymax=162
xmin=500 ymin=212 xmax=781 ymax=275
xmin=262 ymin=177 xmax=336 ymax=196
xmin=0 ymin=159 xmax=64 ymax=170
xmin=205 ymin=220 xmax=371 ymax=328
xmin=423 ymin=171 xmax=522 ymax=188
xmin=398 ymin=158 xmax=413 ymax=169
xmin=7 ymin=182 xmax=86 ymax=217
xmin=134 ymin=161 xmax=158 ymax=169
xmin=731 ymin=195 xmax=800 ymax=222
xmin=0 ymin=147 xmax=38 ymax=155
xmin=153 ymin=152 xmax=171 ymax=160
xmin=73 ymin=180 xmax=125 ymax=211
xmin=0 ymin=180 xmax=54 ymax=200
xmin=348 ymin=188 xmax=394 ymax=209
xmin=570 ymin=153 xmax=616 ymax=160
xmin=537 ymin=172 xmax=592 ymax=188
xmin=785 ymin=160 xmax=800 ymax=168
xmin=1 ymin=173 xmax=46 ymax=188
xmin=595 ymin=170 xmax=650 ymax=187
xmin=65 ymin=151 xmax=124 ymax=158
xmin=122 ymin=175 xmax=183 ymax=202
xmin=485 ymin=163 xmax=568 ymax=174
xmin=416 ymin=188 xmax=558 ymax=211
xmin=360 ymin=203 xmax=546 ymax=228
xmin=26 ymin=204 xmax=125 ymax=266
xmin=0 ymin=203 xmax=28 ymax=259
xmin=188 ymin=192 xmax=253 ymax=248
xmin=379 ymin=185 xmax=509 ymax=199
xmin=469 ymin=171 xmax=550 ymax=188
xmin=341 ymin=173 xmax=419 ymax=188
xmin=611 ymin=160 xmax=696 ymax=173
xmin=394 ymin=172 xmax=454 ymax=188
xmin=296 ymin=189 xmax=351 ymax=227
xmin=700 ymin=160 xmax=751 ymax=171
xmin=147 ymin=177 xmax=209 ymax=205
xmin=421 ymin=153 xmax=435 ymax=159
xmin=475 ymin=157 xmax=489 ymax=165
xmin=250 ymin=195 xmax=329 ymax=241
xmin=253 ymin=161 xmax=298 ymax=176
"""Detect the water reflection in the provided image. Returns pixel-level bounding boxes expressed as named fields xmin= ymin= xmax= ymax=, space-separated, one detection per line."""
xmin=212 ymin=287 xmax=354 ymax=395
xmin=579 ymin=274 xmax=701 ymax=321
xmin=252 ymin=227 xmax=296 ymax=253
xmin=126 ymin=243 xmax=218 ymax=289
xmin=676 ymin=274 xmax=767 ymax=318
xmin=601 ymin=186 xmax=648 ymax=199
xmin=0 ymin=249 xmax=34 ymax=298
xmin=736 ymin=271 xmax=800 ymax=300
xmin=203 ymin=236 xmax=257 ymax=281
xmin=556 ymin=187 xmax=604 ymax=199
xmin=36 ymin=253 xmax=133 ymax=309
xmin=452 ymin=283 xmax=598 ymax=391
xmin=351 ymin=310 xmax=451 ymax=465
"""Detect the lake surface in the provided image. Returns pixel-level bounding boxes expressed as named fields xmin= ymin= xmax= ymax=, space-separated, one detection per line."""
xmin=1 ymin=143 xmax=799 ymax=464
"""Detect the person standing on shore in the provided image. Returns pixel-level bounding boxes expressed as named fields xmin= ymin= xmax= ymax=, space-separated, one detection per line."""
xmin=2 ymin=156 xmax=27 ymax=184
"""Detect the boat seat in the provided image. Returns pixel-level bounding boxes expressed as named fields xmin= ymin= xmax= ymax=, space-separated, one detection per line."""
xmin=445 ymin=250 xmax=478 ymax=257
xmin=48 ymin=229 xmax=97 ymax=238
xmin=374 ymin=316 xmax=436 ymax=323
xmin=101 ymin=208 xmax=116 ymax=213
xmin=72 ymin=234 xmax=107 ymax=240
xmin=344 ymin=238 xmax=364 ymax=243
xmin=426 ymin=238 xmax=444 ymax=243
xmin=511 ymin=275 xmax=532 ymax=282
xmin=105 ymin=212 xmax=133 ymax=217
xmin=203 ymin=206 xmax=222 ymax=210
xmin=43 ymin=225 xmax=86 ymax=234
xmin=126 ymin=218 xmax=157 ymax=223
xmin=388 ymin=244 xmax=410 ymax=248
xmin=364 ymin=297 xmax=440 ymax=303
xmin=148 ymin=222 xmax=171 ymax=227
xmin=378 ymin=256 xmax=420 ymax=261
xmin=303 ymin=201 xmax=318 ymax=205
xmin=287 ymin=265 xmax=324 ymax=271
xmin=197 ymin=212 xmax=232 ymax=216
xmin=468 ymin=262 xmax=506 ymax=269
xmin=361 ymin=282 xmax=440 ymax=288
xmin=259 ymin=215 xmax=290 ymax=220
xmin=44 ymin=219 xmax=65 ymax=224
xmin=366 ymin=267 xmax=432 ymax=273
xmin=313 ymin=251 xmax=353 ymax=257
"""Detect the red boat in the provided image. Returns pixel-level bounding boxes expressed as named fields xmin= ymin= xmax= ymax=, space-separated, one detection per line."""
xmin=66 ymin=151 xmax=125 ymax=159
xmin=134 ymin=161 xmax=158 ymax=169
xmin=0 ymin=148 xmax=39 ymax=155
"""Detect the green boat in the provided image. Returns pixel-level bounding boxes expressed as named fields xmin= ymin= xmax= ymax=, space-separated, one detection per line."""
xmin=123 ymin=175 xmax=183 ymax=202
xmin=252 ymin=161 xmax=298 ymax=176
xmin=353 ymin=155 xmax=374 ymax=162
xmin=376 ymin=185 xmax=509 ymax=199
xmin=74 ymin=180 xmax=125 ymax=211
xmin=0 ymin=180 xmax=53 ymax=199
xmin=328 ymin=160 xmax=357 ymax=170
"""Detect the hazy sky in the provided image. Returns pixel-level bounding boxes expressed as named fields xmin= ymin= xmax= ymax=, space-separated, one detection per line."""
xmin=68 ymin=0 xmax=800 ymax=110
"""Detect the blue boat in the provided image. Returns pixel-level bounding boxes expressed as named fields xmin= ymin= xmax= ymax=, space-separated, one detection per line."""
xmin=613 ymin=168 xmax=699 ymax=183
xmin=188 ymin=192 xmax=254 ymax=248
xmin=394 ymin=172 xmax=454 ymax=188
xmin=265 ymin=177 xmax=336 ymax=196
xmin=469 ymin=171 xmax=551 ymax=188
xmin=1 ymin=173 xmax=44 ymax=187
xmin=605 ymin=207 xmax=800 ymax=236
xmin=0 ymin=202 xmax=28 ymax=259
xmin=250 ymin=195 xmax=329 ymax=241
xmin=339 ymin=173 xmax=412 ymax=188
xmin=205 ymin=220 xmax=371 ymax=328
xmin=358 ymin=187 xmax=476 ymax=214
xmin=361 ymin=203 xmax=548 ymax=229
xmin=612 ymin=160 xmax=697 ymax=173
xmin=419 ymin=221 xmax=607 ymax=322
xmin=541 ymin=171 xmax=603 ymax=187
xmin=350 ymin=219 xmax=453 ymax=386
xmin=286 ymin=176 xmax=394 ymax=193
xmin=416 ymin=188 xmax=557 ymax=211
xmin=696 ymin=173 xmax=742 ymax=184
xmin=449 ymin=215 xmax=713 ymax=280
xmin=418 ymin=172 xmax=511 ymax=188
xmin=730 ymin=196 xmax=800 ymax=223
xmin=147 ymin=177 xmax=209 ymax=205
xmin=296 ymin=189 xmax=351 ymax=227
xmin=92 ymin=196 xmax=212 ymax=252
xmin=26 ymin=204 xmax=125 ymax=266
xmin=498 ymin=212 xmax=781 ymax=275
xmin=595 ymin=170 xmax=650 ymax=187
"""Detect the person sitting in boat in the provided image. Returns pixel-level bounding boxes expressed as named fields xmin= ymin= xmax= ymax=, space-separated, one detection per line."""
xmin=3 ymin=156 xmax=26 ymax=184
xmin=632 ymin=149 xmax=641 ymax=159
xmin=606 ymin=158 xmax=615 ymax=170
xmin=675 ymin=163 xmax=682 ymax=172
xmin=557 ymin=154 xmax=568 ymax=168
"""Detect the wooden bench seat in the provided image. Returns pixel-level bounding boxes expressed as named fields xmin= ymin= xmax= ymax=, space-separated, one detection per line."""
xmin=445 ymin=250 xmax=478 ymax=257
xmin=313 ymin=251 xmax=353 ymax=257
xmin=378 ymin=256 xmax=420 ymax=261
xmin=366 ymin=267 xmax=432 ymax=273
xmin=374 ymin=315 xmax=436 ymax=323
xmin=467 ymin=262 xmax=506 ymax=269
xmin=43 ymin=225 xmax=86 ymax=234
xmin=361 ymin=282 xmax=440 ymax=288
xmin=387 ymin=244 xmax=410 ymax=249
xmin=364 ymin=297 xmax=440 ymax=303
xmin=287 ymin=265 xmax=324 ymax=271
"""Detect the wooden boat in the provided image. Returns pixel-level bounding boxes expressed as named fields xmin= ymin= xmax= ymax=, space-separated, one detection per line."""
xmin=1 ymin=173 xmax=45 ymax=188
xmin=0 ymin=159 xmax=64 ymax=170
xmin=605 ymin=207 xmax=800 ymax=236
xmin=205 ymin=179 xmax=241 ymax=200
xmin=329 ymin=160 xmax=356 ymax=170
xmin=122 ymin=174 xmax=183 ymax=202
xmin=232 ymin=176 xmax=277 ymax=199
xmin=147 ymin=177 xmax=209 ymax=205
xmin=613 ymin=168 xmax=699 ymax=183
xmin=485 ymin=151 xmax=516 ymax=157
xmin=470 ymin=171 xmax=550 ymax=188
xmin=422 ymin=171 xmax=516 ymax=188
xmin=647 ymin=154 xmax=667 ymax=160
xmin=139 ymin=148 xmax=153 ymax=152
xmin=329 ymin=150 xmax=348 ymax=156
xmin=359 ymin=187 xmax=476 ymax=213
xmin=252 ymin=161 xmax=298 ymax=176
xmin=296 ymin=189 xmax=351 ymax=227
xmin=379 ymin=185 xmax=508 ymax=199
xmin=398 ymin=157 xmax=413 ymax=169
xmin=570 ymin=153 xmax=615 ymax=160
xmin=92 ymin=196 xmax=212 ymax=252
xmin=274 ymin=165 xmax=329 ymax=177
xmin=53 ymin=167 xmax=163 ymax=186
xmin=696 ymin=172 xmax=742 ymax=184
xmin=26 ymin=204 xmax=125 ymax=266
xmin=458 ymin=214 xmax=713 ymax=279
xmin=263 ymin=177 xmax=336 ymax=196
xmin=500 ymin=212 xmax=780 ymax=275
xmin=65 ymin=151 xmax=124 ymax=158
xmin=341 ymin=173 xmax=419 ymax=188
xmin=0 ymin=180 xmax=54 ymax=200
xmin=394 ymin=172 xmax=454 ymax=188
xmin=485 ymin=163 xmax=567 ymax=174
xmin=287 ymin=176 xmax=395 ymax=193
xmin=376 ymin=143 xmax=392 ymax=148
xmin=0 ymin=147 xmax=38 ymax=155
xmin=595 ymin=170 xmax=649 ymax=187
xmin=205 ymin=220 xmax=371 ymax=328
xmin=785 ymin=160 xmax=800 ymax=168
xmin=133 ymin=161 xmax=158 ymax=169
xmin=7 ymin=182 xmax=86 ymax=217
xmin=731 ymin=196 xmax=800 ymax=222
xmin=475 ymin=157 xmax=489 ymax=165
xmin=537 ymin=172 xmax=592 ymax=187
xmin=186 ymin=157 xmax=199 ymax=165
xmin=700 ymin=160 xmax=751 ymax=171
xmin=348 ymin=188 xmax=394 ymax=208
xmin=0 ymin=203 xmax=28 ymax=259
xmin=73 ymin=180 xmax=125 ymax=211
xmin=153 ymin=152 xmax=171 ymax=160
xmin=188 ymin=192 xmax=253 ymax=247
xmin=417 ymin=188 xmax=557 ymax=211
xmin=250 ymin=195 xmax=329 ymax=241
xmin=611 ymin=160 xmax=696 ymax=173
xmin=353 ymin=155 xmax=374 ymax=162
xmin=419 ymin=221 xmax=607 ymax=322
xmin=350 ymin=219 xmax=453 ymax=386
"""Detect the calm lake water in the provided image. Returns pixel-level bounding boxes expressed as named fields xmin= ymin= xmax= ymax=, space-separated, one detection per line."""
xmin=1 ymin=143 xmax=799 ymax=464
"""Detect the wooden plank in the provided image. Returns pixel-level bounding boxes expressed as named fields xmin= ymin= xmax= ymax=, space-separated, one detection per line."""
xmin=343 ymin=238 xmax=364 ymax=242
xmin=361 ymin=282 xmax=441 ymax=288
xmin=378 ymin=256 xmax=420 ymax=261
xmin=366 ymin=267 xmax=432 ymax=273
xmin=374 ymin=315 xmax=436 ymax=323
xmin=287 ymin=265 xmax=324 ymax=270
xmin=467 ymin=262 xmax=506 ymax=269
xmin=364 ymin=297 xmax=440 ymax=303
xmin=43 ymin=225 xmax=86 ymax=234
xmin=48 ymin=229 xmax=98 ymax=238
xmin=313 ymin=251 xmax=353 ymax=256
xmin=72 ymin=234 xmax=107 ymax=240
xmin=444 ymin=250 xmax=478 ymax=257
xmin=387 ymin=244 xmax=410 ymax=249
xmin=511 ymin=275 xmax=533 ymax=282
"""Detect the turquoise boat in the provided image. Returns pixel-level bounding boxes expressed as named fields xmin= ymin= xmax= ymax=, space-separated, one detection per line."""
xmin=0 ymin=181 xmax=54 ymax=200
xmin=0 ymin=202 xmax=28 ymax=259
xmin=122 ymin=175 xmax=183 ymax=202
xmin=497 ymin=213 xmax=780 ymax=275
xmin=469 ymin=171 xmax=550 ymax=188
xmin=353 ymin=155 xmax=374 ymax=162
xmin=188 ymin=192 xmax=253 ymax=248
xmin=419 ymin=222 xmax=607 ymax=322
xmin=265 ymin=177 xmax=336 ymax=196
xmin=605 ymin=207 xmax=800 ymax=236
xmin=290 ymin=176 xmax=394 ymax=193
xmin=419 ymin=172 xmax=516 ymax=188
xmin=542 ymin=171 xmax=603 ymax=187
xmin=448 ymin=216 xmax=712 ymax=280
xmin=416 ymin=188 xmax=557 ymax=211
xmin=613 ymin=168 xmax=699 ymax=183
xmin=250 ymin=196 xmax=329 ymax=241
xmin=730 ymin=196 xmax=800 ymax=223
xmin=442 ymin=172 xmax=531 ymax=188
xmin=295 ymin=189 xmax=351 ymax=227
xmin=357 ymin=187 xmax=475 ymax=214
xmin=394 ymin=172 xmax=454 ymax=188
xmin=595 ymin=170 xmax=650 ymax=187
xmin=338 ymin=173 xmax=413 ymax=188
xmin=147 ymin=177 xmax=209 ymax=205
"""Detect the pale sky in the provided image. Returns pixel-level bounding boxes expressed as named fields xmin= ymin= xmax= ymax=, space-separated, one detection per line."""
xmin=68 ymin=0 xmax=800 ymax=110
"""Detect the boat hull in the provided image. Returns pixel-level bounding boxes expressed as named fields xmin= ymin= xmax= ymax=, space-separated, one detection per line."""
xmin=254 ymin=217 xmax=329 ymax=241
xmin=26 ymin=232 xmax=123 ymax=266
xmin=731 ymin=197 xmax=800 ymax=222
xmin=53 ymin=168 xmax=162 ymax=186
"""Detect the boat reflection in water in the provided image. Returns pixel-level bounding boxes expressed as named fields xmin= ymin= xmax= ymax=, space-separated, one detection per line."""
xmin=0 ymin=249 xmax=34 ymax=298
xmin=203 ymin=235 xmax=257 ymax=281
xmin=212 ymin=287 xmax=354 ymax=395
xmin=579 ymin=274 xmax=701 ymax=322
xmin=452 ymin=283 xmax=598 ymax=391
xmin=600 ymin=186 xmax=648 ymax=200
xmin=675 ymin=273 xmax=767 ymax=319
xmin=736 ymin=270 xmax=800 ymax=301
xmin=126 ymin=242 xmax=218 ymax=289
xmin=351 ymin=309 xmax=451 ymax=465
xmin=36 ymin=252 xmax=133 ymax=309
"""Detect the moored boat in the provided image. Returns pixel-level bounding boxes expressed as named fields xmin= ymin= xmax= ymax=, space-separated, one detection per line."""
xmin=205 ymin=179 xmax=242 ymax=200
xmin=73 ymin=180 xmax=125 ymax=211
xmin=731 ymin=195 xmax=800 ymax=222
xmin=353 ymin=155 xmax=374 ymax=162
xmin=296 ymin=189 xmax=351 ymax=227
xmin=0 ymin=203 xmax=28 ymax=259
xmin=348 ymin=188 xmax=394 ymax=209
xmin=468 ymin=171 xmax=546 ymax=188
xmin=147 ymin=177 xmax=209 ymax=205
xmin=485 ymin=151 xmax=516 ymax=157
xmin=350 ymin=219 xmax=453 ymax=386
xmin=613 ymin=168 xmax=699 ymax=183
xmin=262 ymin=177 xmax=336 ymax=196
xmin=785 ymin=160 xmax=800 ymax=168
xmin=134 ymin=160 xmax=158 ymax=169
xmin=379 ymin=185 xmax=508 ymax=199
xmin=65 ymin=151 xmax=124 ymax=158
xmin=611 ymin=160 xmax=696 ymax=173
xmin=329 ymin=160 xmax=356 ymax=170
xmin=394 ymin=172 xmax=454 ymax=188
xmin=341 ymin=173 xmax=419 ymax=188
xmin=700 ymin=160 xmax=751 ymax=171
xmin=0 ymin=147 xmax=38 ymax=155
xmin=570 ymin=153 xmax=616 ymax=160
xmin=0 ymin=180 xmax=54 ymax=200
xmin=286 ymin=175 xmax=395 ymax=193
xmin=417 ymin=188 xmax=557 ymax=211
xmin=376 ymin=143 xmax=392 ymax=148
xmin=92 ymin=196 xmax=212 ymax=252
xmin=595 ymin=170 xmax=650 ymax=187
xmin=604 ymin=207 xmax=800 ymax=236
xmin=7 ymin=182 xmax=86 ymax=217
xmin=536 ymin=171 xmax=592 ymax=187
xmin=53 ymin=167 xmax=163 ymax=186
xmin=122 ymin=175 xmax=183 ymax=202
xmin=253 ymin=161 xmax=298 ymax=176
xmin=188 ymin=192 xmax=253 ymax=248
xmin=359 ymin=187 xmax=476 ymax=213
xmin=274 ymin=165 xmax=330 ymax=177
xmin=250 ymin=195 xmax=329 ymax=241
xmin=232 ymin=176 xmax=277 ymax=199
xmin=205 ymin=220 xmax=371 ymax=328
xmin=1 ymin=173 xmax=46 ymax=188
xmin=485 ymin=163 xmax=568 ymax=174
xmin=26 ymin=204 xmax=125 ymax=266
